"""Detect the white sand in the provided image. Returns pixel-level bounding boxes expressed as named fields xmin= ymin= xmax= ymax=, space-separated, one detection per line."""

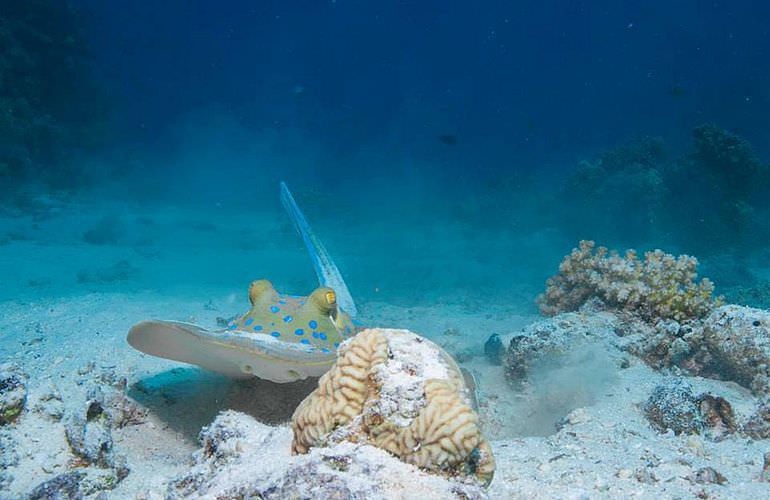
xmin=1 ymin=199 xmax=769 ymax=498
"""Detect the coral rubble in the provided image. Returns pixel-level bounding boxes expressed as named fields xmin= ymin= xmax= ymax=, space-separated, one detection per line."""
xmin=291 ymin=328 xmax=495 ymax=486
xmin=743 ymin=400 xmax=770 ymax=440
xmin=538 ymin=240 xmax=720 ymax=322
xmin=0 ymin=364 xmax=27 ymax=425
xmin=167 ymin=411 xmax=489 ymax=499
xmin=63 ymin=386 xmax=129 ymax=490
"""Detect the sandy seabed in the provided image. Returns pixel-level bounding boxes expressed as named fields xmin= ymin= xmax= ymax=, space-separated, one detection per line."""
xmin=2 ymin=199 xmax=770 ymax=499
xmin=1 ymin=290 xmax=769 ymax=499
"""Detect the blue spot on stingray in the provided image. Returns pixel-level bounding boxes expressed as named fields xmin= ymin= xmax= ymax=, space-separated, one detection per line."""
xmin=270 ymin=331 xmax=281 ymax=338
xmin=244 ymin=318 xmax=253 ymax=326
xmin=228 ymin=323 xmax=237 ymax=330
xmin=270 ymin=306 xmax=280 ymax=313
xmin=309 ymin=320 xmax=318 ymax=329
xmin=312 ymin=332 xmax=319 ymax=339
xmin=283 ymin=315 xmax=293 ymax=323
xmin=319 ymin=332 xmax=327 ymax=340
xmin=333 ymin=342 xmax=340 ymax=348
xmin=300 ymin=339 xmax=310 ymax=345
xmin=253 ymin=325 xmax=263 ymax=331
xmin=321 ymin=348 xmax=330 ymax=353
xmin=278 ymin=299 xmax=286 ymax=304
xmin=344 ymin=327 xmax=351 ymax=334
xmin=294 ymin=328 xmax=304 ymax=336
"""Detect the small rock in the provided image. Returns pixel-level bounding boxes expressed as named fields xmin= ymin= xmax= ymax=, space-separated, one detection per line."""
xmin=0 ymin=471 xmax=13 ymax=491
xmin=742 ymin=400 xmax=770 ymax=439
xmin=27 ymin=472 xmax=85 ymax=500
xmin=643 ymin=379 xmax=703 ymax=435
xmin=0 ymin=364 xmax=27 ymax=425
xmin=107 ymin=392 xmax=148 ymax=429
xmin=35 ymin=386 xmax=65 ymax=422
xmin=685 ymin=436 xmax=706 ymax=457
xmin=80 ymin=464 xmax=130 ymax=494
xmin=698 ymin=394 xmax=736 ymax=441
xmin=568 ymin=407 xmax=591 ymax=425
xmin=77 ymin=362 xmax=96 ymax=376
xmin=0 ymin=430 xmax=19 ymax=469
xmin=634 ymin=467 xmax=658 ymax=484
xmin=688 ymin=466 xmax=727 ymax=485
xmin=616 ymin=468 xmax=633 ymax=479
xmin=199 ymin=414 xmax=250 ymax=466
xmin=64 ymin=387 xmax=116 ymax=468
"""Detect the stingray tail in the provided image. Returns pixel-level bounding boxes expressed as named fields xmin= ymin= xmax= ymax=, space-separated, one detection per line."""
xmin=280 ymin=182 xmax=358 ymax=317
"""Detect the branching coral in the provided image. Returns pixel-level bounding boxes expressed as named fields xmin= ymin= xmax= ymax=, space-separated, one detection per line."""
xmin=538 ymin=240 xmax=721 ymax=322
xmin=291 ymin=328 xmax=495 ymax=486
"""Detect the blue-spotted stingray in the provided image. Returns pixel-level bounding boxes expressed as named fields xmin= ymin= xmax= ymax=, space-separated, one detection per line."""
xmin=127 ymin=182 xmax=362 ymax=383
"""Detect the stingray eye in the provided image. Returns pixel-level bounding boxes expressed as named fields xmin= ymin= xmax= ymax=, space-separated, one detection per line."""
xmin=325 ymin=291 xmax=336 ymax=305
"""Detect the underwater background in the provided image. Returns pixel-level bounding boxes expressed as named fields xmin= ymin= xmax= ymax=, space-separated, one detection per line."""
xmin=2 ymin=0 xmax=770 ymax=308
xmin=3 ymin=1 xmax=770 ymax=498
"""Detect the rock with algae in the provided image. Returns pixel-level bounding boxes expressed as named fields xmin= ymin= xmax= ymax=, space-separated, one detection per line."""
xmin=701 ymin=305 xmax=770 ymax=394
xmin=0 ymin=364 xmax=27 ymax=425
xmin=291 ymin=328 xmax=495 ymax=486
xmin=166 ymin=411 xmax=489 ymax=499
xmin=538 ymin=240 xmax=720 ymax=323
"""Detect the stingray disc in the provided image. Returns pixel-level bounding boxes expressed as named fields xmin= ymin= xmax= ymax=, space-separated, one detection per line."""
xmin=127 ymin=280 xmax=356 ymax=383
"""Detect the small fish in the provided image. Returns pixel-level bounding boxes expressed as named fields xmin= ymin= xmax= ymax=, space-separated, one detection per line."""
xmin=438 ymin=134 xmax=458 ymax=145
xmin=669 ymin=85 xmax=686 ymax=98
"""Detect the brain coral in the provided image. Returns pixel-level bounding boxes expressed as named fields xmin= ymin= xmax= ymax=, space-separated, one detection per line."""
xmin=538 ymin=240 xmax=720 ymax=323
xmin=290 ymin=328 xmax=495 ymax=486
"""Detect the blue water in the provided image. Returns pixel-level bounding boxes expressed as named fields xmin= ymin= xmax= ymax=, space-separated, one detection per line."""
xmin=2 ymin=0 xmax=769 ymax=310
xmin=1 ymin=1 xmax=769 ymax=309
xmin=2 ymin=3 xmax=770 ymax=495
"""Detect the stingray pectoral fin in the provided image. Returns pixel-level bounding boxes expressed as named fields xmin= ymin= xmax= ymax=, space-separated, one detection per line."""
xmin=127 ymin=320 xmax=334 ymax=383
xmin=128 ymin=320 xmax=251 ymax=379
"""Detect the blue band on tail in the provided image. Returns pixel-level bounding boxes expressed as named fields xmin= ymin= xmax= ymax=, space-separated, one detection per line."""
xmin=279 ymin=182 xmax=358 ymax=317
